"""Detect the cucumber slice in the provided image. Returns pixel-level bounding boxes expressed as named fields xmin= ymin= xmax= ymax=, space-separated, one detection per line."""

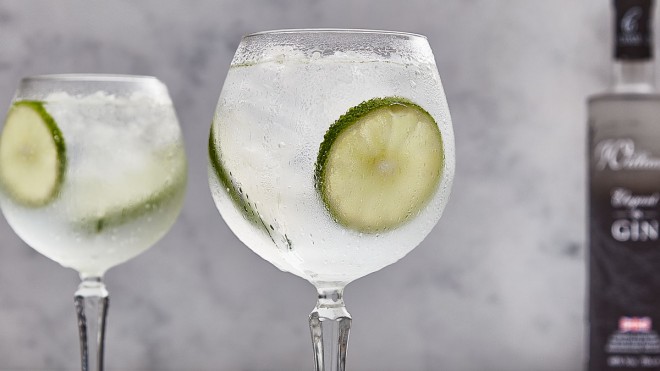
xmin=315 ymin=97 xmax=444 ymax=233
xmin=72 ymin=144 xmax=187 ymax=234
xmin=0 ymin=100 xmax=66 ymax=207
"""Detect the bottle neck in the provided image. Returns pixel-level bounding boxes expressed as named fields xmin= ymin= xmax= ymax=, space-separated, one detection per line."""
xmin=612 ymin=59 xmax=656 ymax=93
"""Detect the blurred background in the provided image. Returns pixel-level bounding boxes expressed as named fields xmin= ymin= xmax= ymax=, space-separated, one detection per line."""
xmin=0 ymin=0 xmax=604 ymax=370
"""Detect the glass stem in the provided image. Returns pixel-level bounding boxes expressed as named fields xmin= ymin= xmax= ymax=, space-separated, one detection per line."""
xmin=74 ymin=276 xmax=109 ymax=371
xmin=309 ymin=287 xmax=352 ymax=371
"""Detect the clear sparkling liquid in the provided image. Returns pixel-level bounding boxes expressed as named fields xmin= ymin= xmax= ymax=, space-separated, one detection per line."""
xmin=0 ymin=92 xmax=186 ymax=276
xmin=210 ymin=52 xmax=454 ymax=287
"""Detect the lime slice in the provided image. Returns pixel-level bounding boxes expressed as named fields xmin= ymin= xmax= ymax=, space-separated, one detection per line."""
xmin=315 ymin=97 xmax=444 ymax=233
xmin=209 ymin=124 xmax=270 ymax=232
xmin=0 ymin=100 xmax=66 ymax=207
xmin=73 ymin=144 xmax=187 ymax=234
xmin=209 ymin=124 xmax=295 ymax=250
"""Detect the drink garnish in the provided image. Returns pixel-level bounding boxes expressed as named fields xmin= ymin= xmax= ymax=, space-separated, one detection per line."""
xmin=72 ymin=145 xmax=187 ymax=234
xmin=209 ymin=124 xmax=273 ymax=235
xmin=315 ymin=97 xmax=444 ymax=233
xmin=0 ymin=101 xmax=66 ymax=207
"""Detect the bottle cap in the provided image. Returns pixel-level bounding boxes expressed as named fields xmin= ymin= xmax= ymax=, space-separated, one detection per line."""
xmin=614 ymin=0 xmax=655 ymax=60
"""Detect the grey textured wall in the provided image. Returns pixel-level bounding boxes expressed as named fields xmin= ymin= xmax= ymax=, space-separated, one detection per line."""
xmin=0 ymin=1 xmax=604 ymax=370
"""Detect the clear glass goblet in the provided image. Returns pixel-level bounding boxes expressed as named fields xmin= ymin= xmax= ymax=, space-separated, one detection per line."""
xmin=0 ymin=74 xmax=187 ymax=371
xmin=208 ymin=29 xmax=454 ymax=370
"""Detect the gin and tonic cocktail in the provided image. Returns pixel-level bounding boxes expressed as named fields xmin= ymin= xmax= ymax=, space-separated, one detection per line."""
xmin=209 ymin=30 xmax=454 ymax=370
xmin=0 ymin=74 xmax=187 ymax=371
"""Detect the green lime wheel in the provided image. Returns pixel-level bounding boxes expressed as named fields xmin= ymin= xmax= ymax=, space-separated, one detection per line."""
xmin=315 ymin=97 xmax=444 ymax=233
xmin=0 ymin=100 xmax=66 ymax=207
xmin=72 ymin=145 xmax=187 ymax=234
xmin=209 ymin=124 xmax=269 ymax=230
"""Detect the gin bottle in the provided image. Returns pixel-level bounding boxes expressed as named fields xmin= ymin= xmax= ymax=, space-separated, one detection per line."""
xmin=588 ymin=0 xmax=660 ymax=369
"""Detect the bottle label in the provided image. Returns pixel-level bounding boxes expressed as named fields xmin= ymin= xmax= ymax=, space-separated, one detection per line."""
xmin=615 ymin=0 xmax=654 ymax=59
xmin=590 ymin=136 xmax=660 ymax=370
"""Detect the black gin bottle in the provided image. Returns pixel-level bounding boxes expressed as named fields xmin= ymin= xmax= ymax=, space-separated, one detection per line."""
xmin=588 ymin=0 xmax=660 ymax=369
